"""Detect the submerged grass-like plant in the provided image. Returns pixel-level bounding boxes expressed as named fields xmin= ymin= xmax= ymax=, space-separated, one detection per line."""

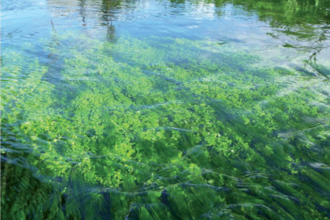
xmin=1 ymin=33 xmax=330 ymax=220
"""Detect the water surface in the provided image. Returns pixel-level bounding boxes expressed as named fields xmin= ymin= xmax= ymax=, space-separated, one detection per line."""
xmin=1 ymin=0 xmax=330 ymax=219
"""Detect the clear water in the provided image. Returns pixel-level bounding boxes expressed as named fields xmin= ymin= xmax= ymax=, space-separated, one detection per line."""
xmin=1 ymin=0 xmax=330 ymax=219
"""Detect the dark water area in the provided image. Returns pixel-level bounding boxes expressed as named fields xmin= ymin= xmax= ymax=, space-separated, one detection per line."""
xmin=1 ymin=0 xmax=330 ymax=219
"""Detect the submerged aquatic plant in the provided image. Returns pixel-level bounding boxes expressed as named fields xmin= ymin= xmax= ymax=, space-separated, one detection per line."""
xmin=1 ymin=33 xmax=330 ymax=219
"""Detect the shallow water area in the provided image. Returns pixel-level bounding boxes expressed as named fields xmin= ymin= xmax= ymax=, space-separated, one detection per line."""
xmin=1 ymin=0 xmax=330 ymax=219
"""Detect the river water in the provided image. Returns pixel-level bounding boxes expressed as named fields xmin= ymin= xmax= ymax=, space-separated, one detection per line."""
xmin=1 ymin=0 xmax=330 ymax=219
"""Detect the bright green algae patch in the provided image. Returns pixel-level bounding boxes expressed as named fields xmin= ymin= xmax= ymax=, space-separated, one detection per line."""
xmin=1 ymin=33 xmax=330 ymax=219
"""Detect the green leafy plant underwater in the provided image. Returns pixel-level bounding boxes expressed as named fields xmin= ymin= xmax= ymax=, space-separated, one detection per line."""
xmin=1 ymin=33 xmax=330 ymax=220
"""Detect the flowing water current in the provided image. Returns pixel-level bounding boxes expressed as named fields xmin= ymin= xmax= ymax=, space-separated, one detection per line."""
xmin=1 ymin=0 xmax=330 ymax=219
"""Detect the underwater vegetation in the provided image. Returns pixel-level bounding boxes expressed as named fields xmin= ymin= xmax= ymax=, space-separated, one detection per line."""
xmin=1 ymin=33 xmax=330 ymax=220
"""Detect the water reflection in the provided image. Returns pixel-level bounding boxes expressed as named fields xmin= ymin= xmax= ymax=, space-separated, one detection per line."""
xmin=2 ymin=0 xmax=329 ymax=61
xmin=99 ymin=0 xmax=121 ymax=41
xmin=41 ymin=0 xmax=330 ymax=63
xmin=227 ymin=0 xmax=330 ymax=63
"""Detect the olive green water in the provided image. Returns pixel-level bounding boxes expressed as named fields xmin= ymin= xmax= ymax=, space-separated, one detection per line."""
xmin=1 ymin=0 xmax=330 ymax=219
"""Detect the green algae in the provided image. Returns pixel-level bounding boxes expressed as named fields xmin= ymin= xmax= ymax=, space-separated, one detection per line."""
xmin=1 ymin=33 xmax=330 ymax=219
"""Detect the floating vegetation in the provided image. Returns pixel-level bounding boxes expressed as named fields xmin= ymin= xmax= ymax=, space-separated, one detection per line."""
xmin=1 ymin=33 xmax=330 ymax=219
